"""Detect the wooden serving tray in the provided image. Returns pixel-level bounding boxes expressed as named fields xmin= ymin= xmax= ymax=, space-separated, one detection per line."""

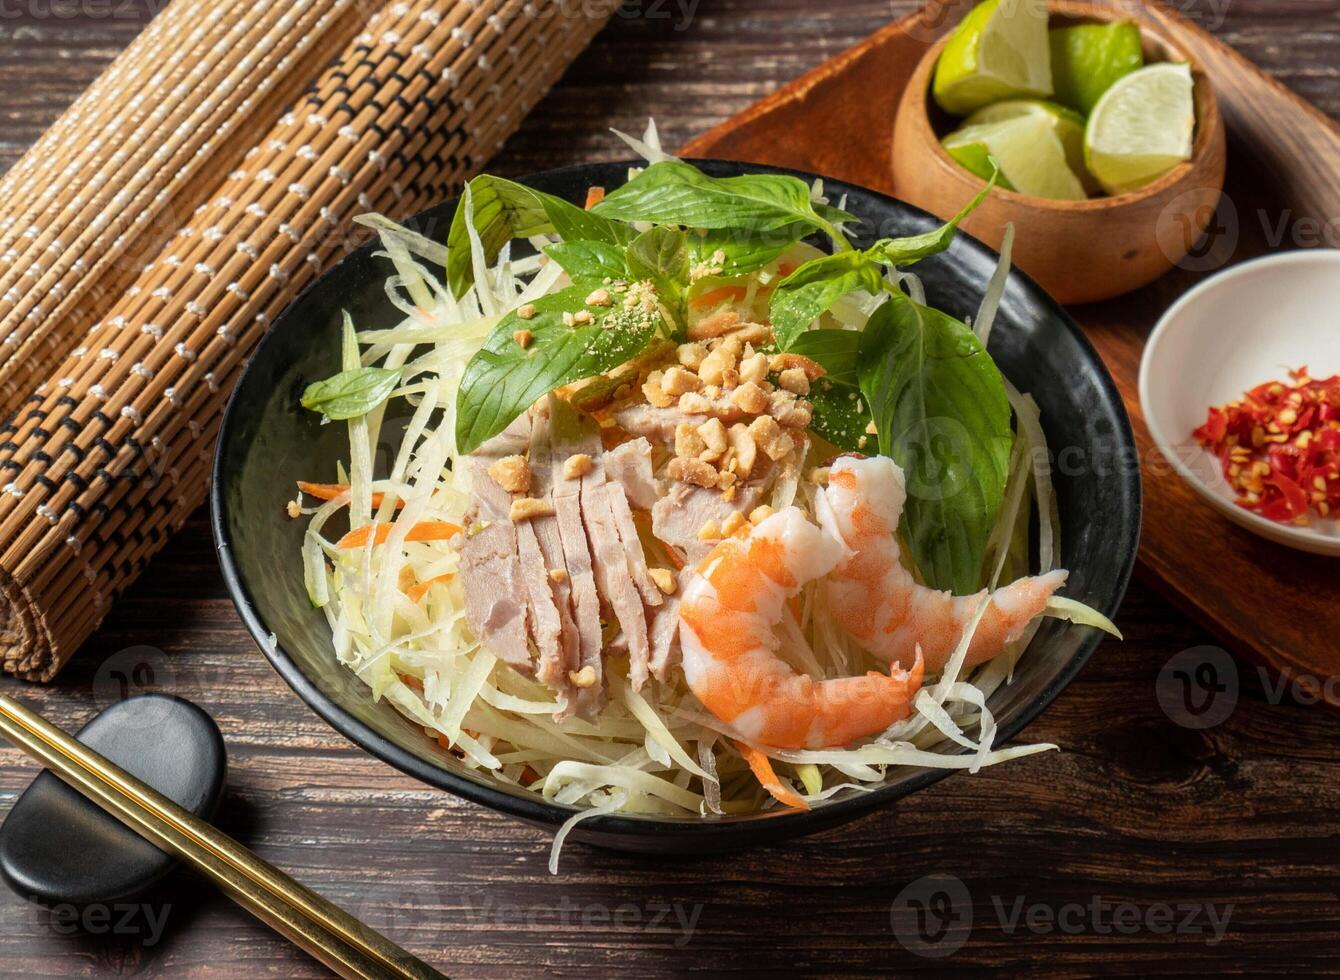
xmin=682 ymin=0 xmax=1340 ymax=702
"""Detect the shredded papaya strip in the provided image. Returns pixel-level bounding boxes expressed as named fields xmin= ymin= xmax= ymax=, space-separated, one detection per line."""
xmin=337 ymin=520 xmax=462 ymax=550
xmin=736 ymin=741 xmax=810 ymax=811
xmin=405 ymin=573 xmax=456 ymax=603
xmin=297 ymin=481 xmax=401 ymax=509
xmin=583 ymin=186 xmax=605 ymax=209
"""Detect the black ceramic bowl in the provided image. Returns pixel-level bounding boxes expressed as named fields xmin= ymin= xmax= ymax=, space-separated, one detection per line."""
xmin=212 ymin=160 xmax=1140 ymax=853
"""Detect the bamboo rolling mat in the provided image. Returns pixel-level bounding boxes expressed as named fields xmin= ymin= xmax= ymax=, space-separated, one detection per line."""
xmin=0 ymin=0 xmax=614 ymax=680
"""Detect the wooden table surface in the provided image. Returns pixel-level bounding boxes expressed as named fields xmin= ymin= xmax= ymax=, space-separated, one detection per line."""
xmin=1 ymin=1 xmax=1338 ymax=976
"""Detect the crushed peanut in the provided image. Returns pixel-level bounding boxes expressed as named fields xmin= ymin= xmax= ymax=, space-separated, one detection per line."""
xmin=688 ymin=309 xmax=740 ymax=341
xmin=676 ymin=342 xmax=707 ymax=370
xmin=738 ymin=351 xmax=769 ymax=385
xmin=865 ymin=420 xmax=878 ymax=435
xmin=572 ymin=309 xmax=594 ymax=326
xmin=675 ymin=422 xmax=708 ymax=459
xmin=488 ymin=454 xmax=531 ymax=494
xmin=517 ymin=303 xmax=537 ymax=320
xmin=286 ymin=499 xmax=301 ymax=519
xmin=697 ymin=519 xmax=722 ymax=542
xmin=661 ymin=365 xmax=703 ymax=396
xmin=721 ymin=510 xmax=748 ymax=536
xmin=642 ymin=380 xmax=675 ymax=408
xmin=749 ymin=415 xmax=794 ymax=461
xmin=509 ymin=497 xmax=555 ymax=522
xmin=698 ymin=343 xmax=738 ymax=387
xmin=562 ymin=312 xmax=576 ymax=327
xmin=808 ymin=466 xmax=831 ymax=486
xmin=569 ymin=665 xmax=597 ymax=688
xmin=727 ymin=422 xmax=758 ymax=477
xmin=778 ymin=367 xmax=811 ymax=396
xmin=585 ymin=287 xmax=612 ymax=307
xmin=697 ymin=417 xmax=729 ymax=460
xmin=624 ymin=280 xmax=659 ymax=314
xmin=512 ymin=328 xmax=533 ymax=349
xmin=678 ymin=391 xmax=713 ymax=414
xmin=769 ymin=352 xmax=826 ymax=380
xmin=716 ymin=469 xmax=738 ymax=491
xmin=770 ymin=389 xmax=812 ymax=428
xmin=649 ymin=568 xmax=677 ymax=595
xmin=730 ymin=381 xmax=770 ymax=415
xmin=668 ymin=456 xmax=719 ymax=488
xmin=562 ymin=453 xmax=595 ymax=480
xmin=749 ymin=504 xmax=775 ymax=524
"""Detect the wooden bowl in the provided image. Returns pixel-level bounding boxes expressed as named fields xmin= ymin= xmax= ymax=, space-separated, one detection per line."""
xmin=891 ymin=0 xmax=1227 ymax=305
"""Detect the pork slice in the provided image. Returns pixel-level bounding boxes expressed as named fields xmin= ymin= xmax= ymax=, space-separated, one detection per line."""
xmin=512 ymin=515 xmax=564 ymax=695
xmin=584 ymin=485 xmax=652 ymax=689
xmin=605 ymin=482 xmax=663 ymax=610
xmin=613 ymin=401 xmax=746 ymax=445
xmin=555 ymin=406 xmax=654 ymax=691
xmin=470 ymin=415 xmax=532 ymax=519
xmin=651 ymin=481 xmax=766 ymax=564
xmin=603 ymin=437 xmax=659 ymax=511
xmin=527 ymin=407 xmax=578 ymax=716
xmin=646 ymin=594 xmax=681 ymax=681
xmin=458 ymin=412 xmax=546 ymax=675
xmin=458 ymin=516 xmax=533 ymax=673
xmin=549 ymin=398 xmax=609 ymax=716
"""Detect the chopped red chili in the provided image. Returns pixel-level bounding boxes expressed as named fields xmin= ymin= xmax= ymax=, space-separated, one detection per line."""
xmin=1193 ymin=367 xmax=1340 ymax=525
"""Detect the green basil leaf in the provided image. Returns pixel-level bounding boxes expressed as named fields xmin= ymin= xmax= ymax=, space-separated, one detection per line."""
xmin=872 ymin=166 xmax=998 ymax=267
xmin=858 ymin=293 xmax=1013 ymax=595
xmin=787 ymin=327 xmax=863 ymax=384
xmin=455 ymin=280 xmax=657 ymax=453
xmin=770 ymin=251 xmax=888 ymax=349
xmin=690 ymin=224 xmax=809 ymax=278
xmin=627 ymin=226 xmax=689 ymax=335
xmin=447 ymin=176 xmax=629 ymax=298
xmin=544 ymin=240 xmax=629 ymax=281
xmin=591 ymin=161 xmax=845 ymax=241
xmin=806 ymin=377 xmax=872 ymax=454
xmin=301 ymin=367 xmax=401 ymax=422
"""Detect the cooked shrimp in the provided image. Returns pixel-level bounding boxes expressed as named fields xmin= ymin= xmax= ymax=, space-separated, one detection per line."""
xmin=816 ymin=455 xmax=1067 ymax=674
xmin=678 ymin=507 xmax=924 ymax=750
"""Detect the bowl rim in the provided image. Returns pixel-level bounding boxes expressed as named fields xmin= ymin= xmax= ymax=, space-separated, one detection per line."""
xmin=211 ymin=159 xmax=1141 ymax=840
xmin=910 ymin=0 xmax=1222 ymax=211
xmin=1138 ymin=248 xmax=1340 ymax=556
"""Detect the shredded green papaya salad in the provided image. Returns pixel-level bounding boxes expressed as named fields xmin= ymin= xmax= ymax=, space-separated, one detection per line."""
xmin=289 ymin=122 xmax=1118 ymax=870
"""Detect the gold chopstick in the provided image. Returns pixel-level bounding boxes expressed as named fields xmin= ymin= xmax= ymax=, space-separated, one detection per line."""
xmin=0 ymin=694 xmax=444 ymax=980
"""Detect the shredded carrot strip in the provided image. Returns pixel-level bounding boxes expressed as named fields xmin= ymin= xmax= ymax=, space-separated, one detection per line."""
xmin=337 ymin=520 xmax=462 ymax=550
xmin=584 ymin=186 xmax=606 ymax=209
xmin=297 ymin=481 xmax=401 ymax=509
xmin=689 ymin=285 xmax=748 ymax=309
xmin=405 ymin=573 xmax=456 ymax=603
xmin=737 ymin=741 xmax=809 ymax=811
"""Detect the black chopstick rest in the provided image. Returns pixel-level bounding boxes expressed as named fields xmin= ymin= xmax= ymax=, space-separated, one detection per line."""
xmin=0 ymin=693 xmax=226 ymax=908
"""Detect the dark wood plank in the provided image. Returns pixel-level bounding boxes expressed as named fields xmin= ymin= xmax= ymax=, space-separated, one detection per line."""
xmin=0 ymin=1 xmax=1337 ymax=976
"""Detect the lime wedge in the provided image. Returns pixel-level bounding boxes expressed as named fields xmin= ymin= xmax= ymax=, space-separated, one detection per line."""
xmin=965 ymin=99 xmax=1100 ymax=194
xmin=1049 ymin=20 xmax=1144 ymax=114
xmin=933 ymin=0 xmax=1053 ymax=116
xmin=943 ymin=114 xmax=1088 ymax=200
xmin=1084 ymin=62 xmax=1195 ymax=195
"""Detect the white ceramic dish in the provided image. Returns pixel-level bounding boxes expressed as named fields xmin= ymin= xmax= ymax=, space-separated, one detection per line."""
xmin=1140 ymin=249 xmax=1340 ymax=556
